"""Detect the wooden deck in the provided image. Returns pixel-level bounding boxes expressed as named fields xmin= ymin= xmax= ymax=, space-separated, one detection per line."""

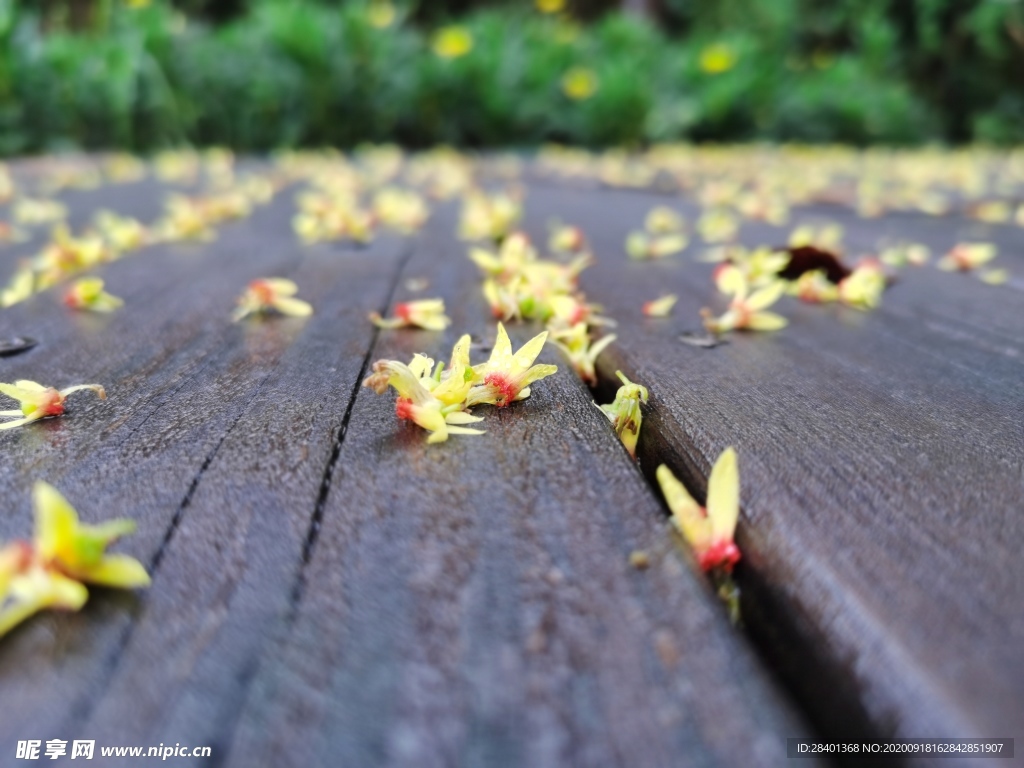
xmin=0 ymin=155 xmax=1021 ymax=767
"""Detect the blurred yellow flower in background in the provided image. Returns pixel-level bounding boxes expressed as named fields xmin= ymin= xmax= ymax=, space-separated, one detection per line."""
xmin=562 ymin=67 xmax=599 ymax=101
xmin=536 ymin=0 xmax=567 ymax=13
xmin=433 ymin=26 xmax=474 ymax=59
xmin=368 ymin=0 xmax=397 ymax=29
xmin=699 ymin=43 xmax=737 ymax=74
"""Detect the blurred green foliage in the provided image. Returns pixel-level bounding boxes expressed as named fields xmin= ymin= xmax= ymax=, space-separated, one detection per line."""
xmin=0 ymin=0 xmax=1021 ymax=154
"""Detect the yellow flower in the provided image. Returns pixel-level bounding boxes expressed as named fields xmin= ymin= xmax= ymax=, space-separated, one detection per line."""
xmin=426 ymin=334 xmax=480 ymax=406
xmin=548 ymin=224 xmax=587 ymax=254
xmin=233 ymin=278 xmax=313 ymax=322
xmin=95 ymin=211 xmax=150 ymax=252
xmin=459 ymin=191 xmax=521 ymax=241
xmin=734 ymin=247 xmax=789 ymax=287
xmin=64 ymin=277 xmax=124 ymax=313
xmin=550 ymin=323 xmax=616 ymax=385
xmin=790 ymin=269 xmax=838 ymax=304
xmin=362 ymin=355 xmax=484 ymax=444
xmin=0 ymin=266 xmax=35 ymax=308
xmin=13 ymin=198 xmax=67 ymax=226
xmin=596 ymin=370 xmax=648 ymax=459
xmin=699 ymin=43 xmax=737 ymax=74
xmin=370 ymin=298 xmax=451 ymax=331
xmin=126 ymin=0 xmax=151 ymax=8
xmin=36 ymin=224 xmax=112 ymax=287
xmin=657 ymin=447 xmax=741 ymax=573
xmin=467 ymin=323 xmax=558 ymax=407
xmin=32 ymin=482 xmax=150 ymax=589
xmin=642 ymin=294 xmax=678 ymax=317
xmin=697 ymin=209 xmax=739 ymax=243
xmin=979 ymin=268 xmax=1009 ymax=285
xmin=0 ymin=482 xmax=149 ymax=638
xmin=536 ymin=0 xmax=566 ymax=13
xmin=0 ymin=380 xmax=106 ymax=430
xmin=562 ymin=67 xmax=599 ymax=101
xmin=970 ymin=200 xmax=1011 ymax=223
xmin=879 ymin=243 xmax=930 ymax=268
xmin=469 ymin=232 xmax=538 ymax=278
xmin=433 ymin=26 xmax=473 ymax=59
xmin=837 ymin=259 xmax=886 ymax=310
xmin=938 ymin=243 xmax=997 ymax=272
xmin=625 ymin=232 xmax=688 ymax=260
xmin=373 ymin=188 xmax=429 ymax=234
xmin=701 ymin=264 xmax=788 ymax=334
xmin=0 ymin=546 xmax=87 ymax=638
xmin=788 ymin=223 xmax=843 ymax=252
xmin=644 ymin=206 xmax=685 ymax=234
xmin=368 ymin=0 xmax=397 ymax=28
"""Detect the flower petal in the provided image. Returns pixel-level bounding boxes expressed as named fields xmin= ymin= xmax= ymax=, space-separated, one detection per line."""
xmin=746 ymin=281 xmax=786 ymax=311
xmin=33 ymin=481 xmax=79 ymax=563
xmin=513 ymin=331 xmax=549 ymax=370
xmin=82 ymin=554 xmax=151 ymax=589
xmin=746 ymin=311 xmax=788 ymax=331
xmin=706 ymin=447 xmax=740 ymax=541
xmin=656 ymin=465 xmax=712 ymax=552
xmin=272 ymin=297 xmax=314 ymax=317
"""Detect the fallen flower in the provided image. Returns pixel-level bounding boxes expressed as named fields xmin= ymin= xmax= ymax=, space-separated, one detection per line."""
xmin=979 ymin=268 xmax=1009 ymax=286
xmin=656 ymin=447 xmax=741 ymax=573
xmin=370 ymin=298 xmax=451 ymax=331
xmin=596 ymin=370 xmax=648 ymax=459
xmin=626 ymin=231 xmax=688 ymax=260
xmin=879 ymin=242 xmax=930 ymax=268
xmin=0 ymin=481 xmax=150 ymax=638
xmin=837 ymin=259 xmax=886 ymax=310
xmin=938 ymin=243 xmax=997 ymax=272
xmin=466 ymin=323 xmax=557 ymax=407
xmin=643 ymin=294 xmax=678 ymax=317
xmin=645 ymin=206 xmax=685 ymax=234
xmin=0 ymin=380 xmax=106 ymax=430
xmin=0 ymin=266 xmax=35 ymax=308
xmin=697 ymin=209 xmax=739 ymax=243
xmin=788 ymin=223 xmax=843 ymax=252
xmin=64 ymin=277 xmax=124 ymax=313
xmin=459 ymin=191 xmax=521 ymax=242
xmin=362 ymin=357 xmax=484 ymax=444
xmin=550 ymin=323 xmax=616 ymax=385
xmin=373 ymin=188 xmax=429 ymax=234
xmin=549 ymin=224 xmax=587 ymax=254
xmin=233 ymin=278 xmax=313 ymax=322
xmin=790 ymin=269 xmax=838 ymax=304
xmin=701 ymin=264 xmax=788 ymax=334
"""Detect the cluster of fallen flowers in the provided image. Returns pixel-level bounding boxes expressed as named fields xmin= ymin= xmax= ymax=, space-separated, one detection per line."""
xmin=1 ymin=152 xmax=282 ymax=309
xmin=458 ymin=194 xmax=660 ymax=462
xmin=361 ymin=323 xmax=557 ymax=443
xmin=0 ymin=482 xmax=150 ymax=638
xmin=697 ymin=224 xmax=893 ymax=337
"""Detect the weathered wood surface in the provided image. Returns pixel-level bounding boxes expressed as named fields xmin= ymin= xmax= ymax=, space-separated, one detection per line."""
xmin=518 ymin=183 xmax=1024 ymax=754
xmin=0 ymin=178 xmax=818 ymax=766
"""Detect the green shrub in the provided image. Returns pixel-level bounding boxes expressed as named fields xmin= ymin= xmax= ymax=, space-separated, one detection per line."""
xmin=0 ymin=0 xmax=1019 ymax=153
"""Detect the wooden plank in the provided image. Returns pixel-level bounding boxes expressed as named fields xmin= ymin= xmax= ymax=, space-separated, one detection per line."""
xmin=223 ymin=201 xmax=820 ymax=768
xmin=0 ymin=179 xmax=410 ymax=748
xmin=517 ymin=182 xmax=1024 ymax=746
